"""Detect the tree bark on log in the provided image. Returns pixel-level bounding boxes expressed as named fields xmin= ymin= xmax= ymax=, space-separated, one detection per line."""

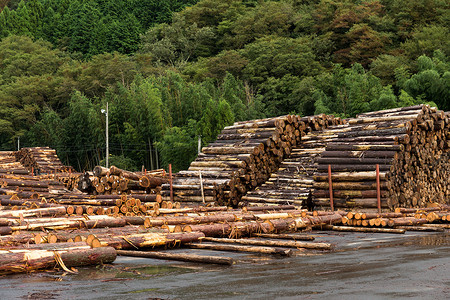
xmin=0 ymin=247 xmax=116 ymax=275
xmin=186 ymin=243 xmax=293 ymax=256
xmin=202 ymin=237 xmax=332 ymax=250
xmin=116 ymin=250 xmax=234 ymax=265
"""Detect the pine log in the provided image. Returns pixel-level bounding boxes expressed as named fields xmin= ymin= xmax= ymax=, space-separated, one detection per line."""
xmin=202 ymin=237 xmax=332 ymax=250
xmin=116 ymin=250 xmax=234 ymax=265
xmin=186 ymin=243 xmax=293 ymax=256
xmin=0 ymin=247 xmax=116 ymax=275
xmin=321 ymin=225 xmax=405 ymax=234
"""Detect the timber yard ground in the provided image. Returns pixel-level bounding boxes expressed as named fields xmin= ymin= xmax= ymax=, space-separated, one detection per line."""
xmin=1 ymin=231 xmax=448 ymax=300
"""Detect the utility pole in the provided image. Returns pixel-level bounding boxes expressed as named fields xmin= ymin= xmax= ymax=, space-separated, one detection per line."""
xmin=101 ymin=102 xmax=109 ymax=168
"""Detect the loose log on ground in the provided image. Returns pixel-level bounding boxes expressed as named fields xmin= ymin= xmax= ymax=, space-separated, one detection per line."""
xmin=321 ymin=225 xmax=405 ymax=234
xmin=186 ymin=242 xmax=293 ymax=256
xmin=202 ymin=237 xmax=332 ymax=250
xmin=116 ymin=250 xmax=234 ymax=265
xmin=0 ymin=246 xmax=117 ymax=275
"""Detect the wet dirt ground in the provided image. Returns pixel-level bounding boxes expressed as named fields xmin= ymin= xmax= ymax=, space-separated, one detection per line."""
xmin=0 ymin=231 xmax=448 ymax=300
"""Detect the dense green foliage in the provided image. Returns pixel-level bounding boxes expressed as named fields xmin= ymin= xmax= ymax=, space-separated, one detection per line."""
xmin=0 ymin=0 xmax=448 ymax=171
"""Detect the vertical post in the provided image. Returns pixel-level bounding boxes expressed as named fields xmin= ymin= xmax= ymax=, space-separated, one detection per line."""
xmin=105 ymin=102 xmax=109 ymax=169
xmin=17 ymin=137 xmax=20 ymax=151
xmin=198 ymin=135 xmax=202 ymax=154
xmin=169 ymin=164 xmax=173 ymax=202
xmin=199 ymin=170 xmax=205 ymax=204
xmin=376 ymin=164 xmax=381 ymax=213
xmin=155 ymin=145 xmax=159 ymax=169
xmin=328 ymin=164 xmax=334 ymax=211
xmin=149 ymin=138 xmax=154 ymax=171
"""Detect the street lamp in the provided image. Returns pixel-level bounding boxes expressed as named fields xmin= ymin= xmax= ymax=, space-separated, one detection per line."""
xmin=101 ymin=102 xmax=109 ymax=168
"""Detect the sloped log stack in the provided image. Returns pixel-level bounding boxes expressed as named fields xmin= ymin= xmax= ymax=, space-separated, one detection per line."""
xmin=0 ymin=151 xmax=29 ymax=174
xmin=14 ymin=147 xmax=72 ymax=173
xmin=162 ymin=115 xmax=343 ymax=207
xmin=314 ymin=105 xmax=449 ymax=209
xmin=242 ymin=141 xmax=325 ymax=207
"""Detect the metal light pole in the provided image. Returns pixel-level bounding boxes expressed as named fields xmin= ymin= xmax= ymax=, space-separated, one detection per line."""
xmin=101 ymin=102 xmax=109 ymax=168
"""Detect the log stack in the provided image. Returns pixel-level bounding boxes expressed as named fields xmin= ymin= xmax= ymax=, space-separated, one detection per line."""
xmin=14 ymin=147 xmax=72 ymax=174
xmin=0 ymin=151 xmax=29 ymax=175
xmin=237 ymin=105 xmax=448 ymax=210
xmin=0 ymin=173 xmax=69 ymax=195
xmin=241 ymin=138 xmax=326 ymax=207
xmin=313 ymin=105 xmax=449 ymax=209
xmin=82 ymin=165 xmax=167 ymax=196
xmin=162 ymin=115 xmax=343 ymax=207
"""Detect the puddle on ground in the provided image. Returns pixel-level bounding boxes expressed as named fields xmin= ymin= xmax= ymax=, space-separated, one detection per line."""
xmin=115 ymin=265 xmax=192 ymax=279
xmin=0 ymin=231 xmax=447 ymax=300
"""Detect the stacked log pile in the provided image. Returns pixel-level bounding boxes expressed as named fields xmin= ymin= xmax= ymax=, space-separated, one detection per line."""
xmin=238 ymin=105 xmax=448 ymax=210
xmin=0 ymin=192 xmax=170 ymax=218
xmin=312 ymin=105 xmax=449 ymax=209
xmin=0 ymin=173 xmax=69 ymax=195
xmin=14 ymin=147 xmax=72 ymax=173
xmin=81 ymin=165 xmax=168 ymax=196
xmin=0 ymin=151 xmax=29 ymax=174
xmin=162 ymin=115 xmax=343 ymax=207
xmin=340 ymin=204 xmax=450 ymax=230
xmin=241 ymin=141 xmax=327 ymax=207
xmin=0 ymin=190 xmax=448 ymax=274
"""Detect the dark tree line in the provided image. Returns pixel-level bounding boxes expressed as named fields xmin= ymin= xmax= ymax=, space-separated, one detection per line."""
xmin=0 ymin=0 xmax=448 ymax=171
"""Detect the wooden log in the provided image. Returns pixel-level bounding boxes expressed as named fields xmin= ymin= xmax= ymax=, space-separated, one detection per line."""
xmin=91 ymin=232 xmax=205 ymax=249
xmin=116 ymin=250 xmax=234 ymax=265
xmin=394 ymin=226 xmax=444 ymax=232
xmin=321 ymin=150 xmax=398 ymax=158
xmin=316 ymin=164 xmax=392 ymax=172
xmin=139 ymin=176 xmax=167 ymax=188
xmin=321 ymin=225 xmax=405 ymax=234
xmin=183 ymin=221 xmax=273 ymax=237
xmin=388 ymin=218 xmax=428 ymax=227
xmin=186 ymin=242 xmax=293 ymax=256
xmin=251 ymin=233 xmax=315 ymax=241
xmin=314 ymin=181 xmax=387 ymax=190
xmin=317 ymin=157 xmax=393 ymax=165
xmin=325 ymin=144 xmax=403 ymax=151
xmin=202 ymin=237 xmax=332 ymax=250
xmin=108 ymin=165 xmax=140 ymax=181
xmin=0 ymin=206 xmax=67 ymax=218
xmin=0 ymin=246 xmax=117 ymax=275
xmin=313 ymin=190 xmax=388 ymax=198
xmin=93 ymin=166 xmax=109 ymax=177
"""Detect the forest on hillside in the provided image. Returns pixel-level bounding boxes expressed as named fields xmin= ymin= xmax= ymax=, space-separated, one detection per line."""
xmin=0 ymin=0 xmax=448 ymax=172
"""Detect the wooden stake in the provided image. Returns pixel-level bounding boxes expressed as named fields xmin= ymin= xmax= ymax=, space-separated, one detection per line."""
xmin=169 ymin=164 xmax=173 ymax=202
xmin=376 ymin=164 xmax=381 ymax=214
xmin=328 ymin=164 xmax=334 ymax=211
